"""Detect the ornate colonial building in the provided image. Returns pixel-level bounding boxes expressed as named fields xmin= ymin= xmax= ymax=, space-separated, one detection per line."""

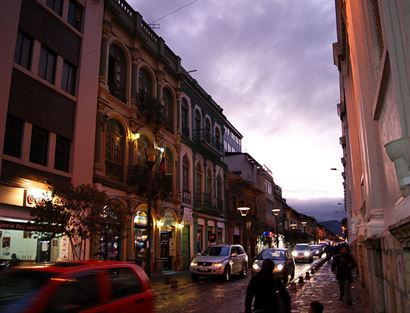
xmin=93 ymin=0 xmax=183 ymax=273
xmin=334 ymin=0 xmax=410 ymax=312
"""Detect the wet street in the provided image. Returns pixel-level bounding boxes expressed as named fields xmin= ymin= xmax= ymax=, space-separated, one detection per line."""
xmin=154 ymin=260 xmax=321 ymax=313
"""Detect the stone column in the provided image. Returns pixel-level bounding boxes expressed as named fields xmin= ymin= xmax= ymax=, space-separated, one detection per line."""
xmin=175 ymin=144 xmax=181 ymax=202
xmin=130 ymin=49 xmax=140 ymax=106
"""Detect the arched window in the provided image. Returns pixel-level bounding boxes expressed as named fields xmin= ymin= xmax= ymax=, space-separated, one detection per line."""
xmin=163 ymin=148 xmax=174 ymax=193
xmin=205 ymin=119 xmax=211 ymax=144
xmin=181 ymin=99 xmax=189 ymax=137
xmin=206 ymin=167 xmax=212 ymax=196
xmin=137 ymin=135 xmax=151 ymax=167
xmin=216 ymin=176 xmax=222 ymax=201
xmin=183 ymin=155 xmax=190 ymax=191
xmin=138 ymin=68 xmax=153 ymax=105
xmin=163 ymin=88 xmax=174 ymax=133
xmin=108 ymin=45 xmax=127 ymax=101
xmin=105 ymin=119 xmax=124 ymax=181
xmin=215 ymin=127 xmax=221 ymax=150
xmin=194 ymin=109 xmax=201 ymax=131
xmin=195 ymin=163 xmax=202 ymax=195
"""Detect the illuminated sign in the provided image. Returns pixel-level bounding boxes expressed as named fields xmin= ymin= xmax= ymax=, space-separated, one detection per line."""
xmin=25 ymin=188 xmax=52 ymax=207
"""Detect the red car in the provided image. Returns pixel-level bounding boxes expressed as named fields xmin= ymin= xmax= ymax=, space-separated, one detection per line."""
xmin=0 ymin=260 xmax=154 ymax=313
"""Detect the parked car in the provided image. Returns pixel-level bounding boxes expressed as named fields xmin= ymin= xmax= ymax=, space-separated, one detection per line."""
xmin=309 ymin=244 xmax=325 ymax=258
xmin=252 ymin=248 xmax=295 ymax=284
xmin=190 ymin=244 xmax=248 ymax=282
xmin=291 ymin=243 xmax=313 ymax=263
xmin=0 ymin=260 xmax=154 ymax=313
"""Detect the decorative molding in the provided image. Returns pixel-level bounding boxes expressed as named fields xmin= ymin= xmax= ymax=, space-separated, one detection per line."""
xmin=388 ymin=216 xmax=410 ymax=248
xmin=385 ymin=136 xmax=410 ymax=196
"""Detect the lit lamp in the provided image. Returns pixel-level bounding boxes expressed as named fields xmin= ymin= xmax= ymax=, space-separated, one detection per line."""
xmin=301 ymin=221 xmax=307 ymax=233
xmin=130 ymin=132 xmax=140 ymax=142
xmin=272 ymin=209 xmax=281 ymax=248
xmin=237 ymin=207 xmax=250 ymax=217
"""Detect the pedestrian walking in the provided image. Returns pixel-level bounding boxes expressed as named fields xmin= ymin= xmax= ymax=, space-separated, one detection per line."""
xmin=309 ymin=301 xmax=323 ymax=313
xmin=245 ymin=259 xmax=291 ymax=313
xmin=331 ymin=243 xmax=356 ymax=305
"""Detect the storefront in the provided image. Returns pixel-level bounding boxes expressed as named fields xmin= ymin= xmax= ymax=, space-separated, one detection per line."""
xmin=134 ymin=209 xmax=149 ymax=270
xmin=159 ymin=209 xmax=176 ymax=271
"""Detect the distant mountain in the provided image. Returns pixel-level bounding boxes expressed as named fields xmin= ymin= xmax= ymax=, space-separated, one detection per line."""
xmin=320 ymin=220 xmax=342 ymax=235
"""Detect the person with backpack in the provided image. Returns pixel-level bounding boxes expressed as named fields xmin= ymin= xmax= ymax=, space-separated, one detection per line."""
xmin=331 ymin=243 xmax=356 ymax=305
xmin=245 ymin=259 xmax=291 ymax=313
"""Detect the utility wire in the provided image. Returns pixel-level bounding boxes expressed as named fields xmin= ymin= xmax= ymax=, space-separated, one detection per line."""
xmin=150 ymin=0 xmax=200 ymax=23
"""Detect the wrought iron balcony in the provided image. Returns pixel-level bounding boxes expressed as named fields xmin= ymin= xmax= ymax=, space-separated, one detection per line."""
xmin=136 ymin=92 xmax=165 ymax=126
xmin=193 ymin=129 xmax=223 ymax=154
xmin=194 ymin=193 xmax=222 ymax=215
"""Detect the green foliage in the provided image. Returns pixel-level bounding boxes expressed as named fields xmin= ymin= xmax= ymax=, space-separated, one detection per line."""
xmin=30 ymin=184 xmax=130 ymax=260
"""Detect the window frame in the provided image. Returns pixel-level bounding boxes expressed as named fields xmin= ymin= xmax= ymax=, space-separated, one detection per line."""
xmin=38 ymin=45 xmax=56 ymax=84
xmin=3 ymin=115 xmax=24 ymax=158
xmin=54 ymin=135 xmax=71 ymax=172
xmin=46 ymin=0 xmax=63 ymax=16
xmin=29 ymin=125 xmax=49 ymax=166
xmin=61 ymin=60 xmax=77 ymax=95
xmin=67 ymin=0 xmax=83 ymax=32
xmin=108 ymin=45 xmax=127 ymax=102
xmin=105 ymin=119 xmax=125 ymax=181
xmin=14 ymin=31 xmax=33 ymax=70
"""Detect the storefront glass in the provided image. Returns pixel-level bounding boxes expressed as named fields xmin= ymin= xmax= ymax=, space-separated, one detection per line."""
xmin=134 ymin=211 xmax=148 ymax=270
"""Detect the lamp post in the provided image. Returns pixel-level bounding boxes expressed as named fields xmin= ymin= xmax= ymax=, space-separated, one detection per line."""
xmin=145 ymin=146 xmax=163 ymax=277
xmin=237 ymin=207 xmax=251 ymax=256
xmin=272 ymin=208 xmax=280 ymax=248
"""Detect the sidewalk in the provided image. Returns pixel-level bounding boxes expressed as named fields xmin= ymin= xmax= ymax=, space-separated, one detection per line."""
xmin=151 ymin=270 xmax=192 ymax=296
xmin=291 ymin=261 xmax=372 ymax=313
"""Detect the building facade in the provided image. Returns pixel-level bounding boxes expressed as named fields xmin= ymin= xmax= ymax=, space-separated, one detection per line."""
xmin=334 ymin=0 xmax=410 ymax=312
xmin=0 ymin=0 xmax=103 ymax=263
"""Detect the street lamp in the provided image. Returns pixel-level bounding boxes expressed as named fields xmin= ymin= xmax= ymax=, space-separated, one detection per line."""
xmin=301 ymin=221 xmax=307 ymax=233
xmin=237 ymin=207 xmax=250 ymax=217
xmin=272 ymin=208 xmax=280 ymax=248
xmin=145 ymin=146 xmax=163 ymax=277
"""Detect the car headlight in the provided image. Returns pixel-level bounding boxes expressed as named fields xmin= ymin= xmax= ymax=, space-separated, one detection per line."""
xmin=213 ymin=262 xmax=223 ymax=268
xmin=274 ymin=264 xmax=284 ymax=272
xmin=252 ymin=262 xmax=260 ymax=271
xmin=292 ymin=251 xmax=298 ymax=257
xmin=190 ymin=259 xmax=197 ymax=267
xmin=304 ymin=251 xmax=311 ymax=257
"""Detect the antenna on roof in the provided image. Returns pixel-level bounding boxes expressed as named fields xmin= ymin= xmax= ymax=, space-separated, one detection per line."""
xmin=148 ymin=23 xmax=160 ymax=29
xmin=187 ymin=69 xmax=197 ymax=73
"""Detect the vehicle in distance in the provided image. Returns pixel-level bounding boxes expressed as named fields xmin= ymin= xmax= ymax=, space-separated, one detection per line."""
xmin=252 ymin=248 xmax=295 ymax=284
xmin=190 ymin=244 xmax=248 ymax=282
xmin=309 ymin=244 xmax=325 ymax=258
xmin=291 ymin=243 xmax=313 ymax=263
xmin=0 ymin=260 xmax=154 ymax=313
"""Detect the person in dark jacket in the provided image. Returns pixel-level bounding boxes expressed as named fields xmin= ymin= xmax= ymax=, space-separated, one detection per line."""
xmin=331 ymin=244 xmax=356 ymax=305
xmin=245 ymin=259 xmax=291 ymax=313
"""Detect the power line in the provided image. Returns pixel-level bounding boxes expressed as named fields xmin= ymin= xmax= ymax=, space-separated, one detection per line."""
xmin=150 ymin=0 xmax=200 ymax=23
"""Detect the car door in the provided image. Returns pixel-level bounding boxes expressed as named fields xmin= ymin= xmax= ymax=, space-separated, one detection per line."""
xmin=102 ymin=267 xmax=154 ymax=313
xmin=231 ymin=246 xmax=240 ymax=273
xmin=42 ymin=270 xmax=107 ymax=313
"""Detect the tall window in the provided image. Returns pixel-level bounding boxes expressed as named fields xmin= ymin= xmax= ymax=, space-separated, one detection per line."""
xmin=108 ymin=45 xmax=127 ymax=101
xmin=164 ymin=149 xmax=174 ymax=192
xmin=46 ymin=0 xmax=63 ymax=15
xmin=105 ymin=120 xmax=124 ymax=181
xmin=39 ymin=46 xmax=56 ymax=84
xmin=216 ymin=176 xmax=222 ymax=201
xmin=67 ymin=0 xmax=83 ymax=31
xmin=30 ymin=126 xmax=49 ymax=166
xmin=195 ymin=163 xmax=202 ymax=195
xmin=4 ymin=115 xmax=24 ymax=158
xmin=183 ymin=155 xmax=190 ymax=191
xmin=205 ymin=119 xmax=211 ymax=143
xmin=136 ymin=135 xmax=151 ymax=168
xmin=181 ymin=99 xmax=189 ymax=137
xmin=14 ymin=31 xmax=32 ymax=69
xmin=163 ymin=88 xmax=174 ymax=133
xmin=206 ymin=168 xmax=212 ymax=196
xmin=194 ymin=110 xmax=201 ymax=131
xmin=215 ymin=127 xmax=221 ymax=150
xmin=138 ymin=68 xmax=153 ymax=104
xmin=61 ymin=61 xmax=77 ymax=95
xmin=54 ymin=135 xmax=70 ymax=172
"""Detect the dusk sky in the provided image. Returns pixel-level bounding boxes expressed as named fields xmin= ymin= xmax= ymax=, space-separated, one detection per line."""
xmin=130 ymin=0 xmax=345 ymax=222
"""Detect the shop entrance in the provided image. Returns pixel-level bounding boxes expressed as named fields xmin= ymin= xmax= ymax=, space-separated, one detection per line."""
xmin=160 ymin=230 xmax=172 ymax=270
xmin=134 ymin=210 xmax=149 ymax=271
xmin=181 ymin=225 xmax=190 ymax=269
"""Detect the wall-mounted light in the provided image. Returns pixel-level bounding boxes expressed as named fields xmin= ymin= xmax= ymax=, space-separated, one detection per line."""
xmin=176 ymin=223 xmax=184 ymax=229
xmin=129 ymin=132 xmax=140 ymax=142
xmin=157 ymin=220 xmax=164 ymax=227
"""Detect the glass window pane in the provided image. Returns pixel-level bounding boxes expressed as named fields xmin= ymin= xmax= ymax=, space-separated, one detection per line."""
xmin=108 ymin=268 xmax=142 ymax=300
xmin=54 ymin=135 xmax=70 ymax=172
xmin=30 ymin=126 xmax=49 ymax=166
xmin=68 ymin=1 xmax=83 ymax=31
xmin=4 ymin=116 xmax=23 ymax=158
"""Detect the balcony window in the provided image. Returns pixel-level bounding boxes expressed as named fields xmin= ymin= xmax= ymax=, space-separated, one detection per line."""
xmin=136 ymin=135 xmax=151 ymax=167
xmin=206 ymin=168 xmax=212 ymax=196
xmin=30 ymin=126 xmax=49 ymax=166
xmin=4 ymin=115 xmax=23 ymax=158
xmin=39 ymin=46 xmax=56 ymax=84
xmin=163 ymin=88 xmax=174 ymax=133
xmin=61 ymin=61 xmax=77 ymax=95
xmin=67 ymin=0 xmax=83 ymax=31
xmin=205 ymin=119 xmax=211 ymax=144
xmin=108 ymin=45 xmax=127 ymax=102
xmin=46 ymin=0 xmax=63 ymax=15
xmin=54 ymin=135 xmax=70 ymax=172
xmin=215 ymin=127 xmax=221 ymax=150
xmin=181 ymin=99 xmax=189 ymax=137
xmin=105 ymin=119 xmax=124 ymax=181
xmin=138 ymin=68 xmax=153 ymax=105
xmin=195 ymin=163 xmax=202 ymax=195
xmin=14 ymin=31 xmax=32 ymax=70
xmin=194 ymin=109 xmax=201 ymax=131
xmin=183 ymin=155 xmax=190 ymax=191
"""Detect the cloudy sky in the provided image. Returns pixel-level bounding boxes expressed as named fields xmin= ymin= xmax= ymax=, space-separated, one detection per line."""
xmin=130 ymin=0 xmax=345 ymax=222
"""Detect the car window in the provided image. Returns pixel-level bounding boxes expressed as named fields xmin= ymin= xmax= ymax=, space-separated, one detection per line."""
xmin=231 ymin=247 xmax=239 ymax=255
xmin=294 ymin=244 xmax=309 ymax=250
xmin=259 ymin=249 xmax=285 ymax=260
xmin=239 ymin=246 xmax=245 ymax=255
xmin=45 ymin=271 xmax=100 ymax=313
xmin=202 ymin=246 xmax=230 ymax=256
xmin=108 ymin=268 xmax=142 ymax=300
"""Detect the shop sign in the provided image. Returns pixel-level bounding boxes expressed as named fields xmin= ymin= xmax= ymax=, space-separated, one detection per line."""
xmin=25 ymin=188 xmax=52 ymax=207
xmin=217 ymin=222 xmax=224 ymax=229
xmin=59 ymin=237 xmax=69 ymax=260
xmin=182 ymin=207 xmax=193 ymax=225
xmin=0 ymin=220 xmax=64 ymax=233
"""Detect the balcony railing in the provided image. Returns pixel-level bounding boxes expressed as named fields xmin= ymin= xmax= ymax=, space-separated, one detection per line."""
xmin=193 ymin=129 xmax=223 ymax=154
xmin=136 ymin=92 xmax=165 ymax=126
xmin=182 ymin=191 xmax=192 ymax=204
xmin=127 ymin=165 xmax=173 ymax=198
xmin=194 ymin=193 xmax=223 ymax=215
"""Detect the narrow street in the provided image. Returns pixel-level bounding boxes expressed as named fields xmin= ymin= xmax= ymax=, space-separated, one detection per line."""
xmin=154 ymin=259 xmax=322 ymax=313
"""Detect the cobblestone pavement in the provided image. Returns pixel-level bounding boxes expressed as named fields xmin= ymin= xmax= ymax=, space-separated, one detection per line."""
xmin=291 ymin=261 xmax=371 ymax=313
xmin=153 ymin=260 xmax=322 ymax=313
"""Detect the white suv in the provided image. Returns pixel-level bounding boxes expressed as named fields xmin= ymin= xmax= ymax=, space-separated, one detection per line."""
xmin=190 ymin=244 xmax=248 ymax=282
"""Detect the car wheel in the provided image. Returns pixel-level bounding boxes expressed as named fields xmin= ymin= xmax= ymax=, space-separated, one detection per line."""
xmin=223 ymin=266 xmax=231 ymax=282
xmin=240 ymin=263 xmax=247 ymax=277
xmin=191 ymin=274 xmax=199 ymax=282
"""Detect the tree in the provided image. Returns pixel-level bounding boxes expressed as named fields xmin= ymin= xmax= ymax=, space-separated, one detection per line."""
xmin=30 ymin=184 xmax=130 ymax=260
